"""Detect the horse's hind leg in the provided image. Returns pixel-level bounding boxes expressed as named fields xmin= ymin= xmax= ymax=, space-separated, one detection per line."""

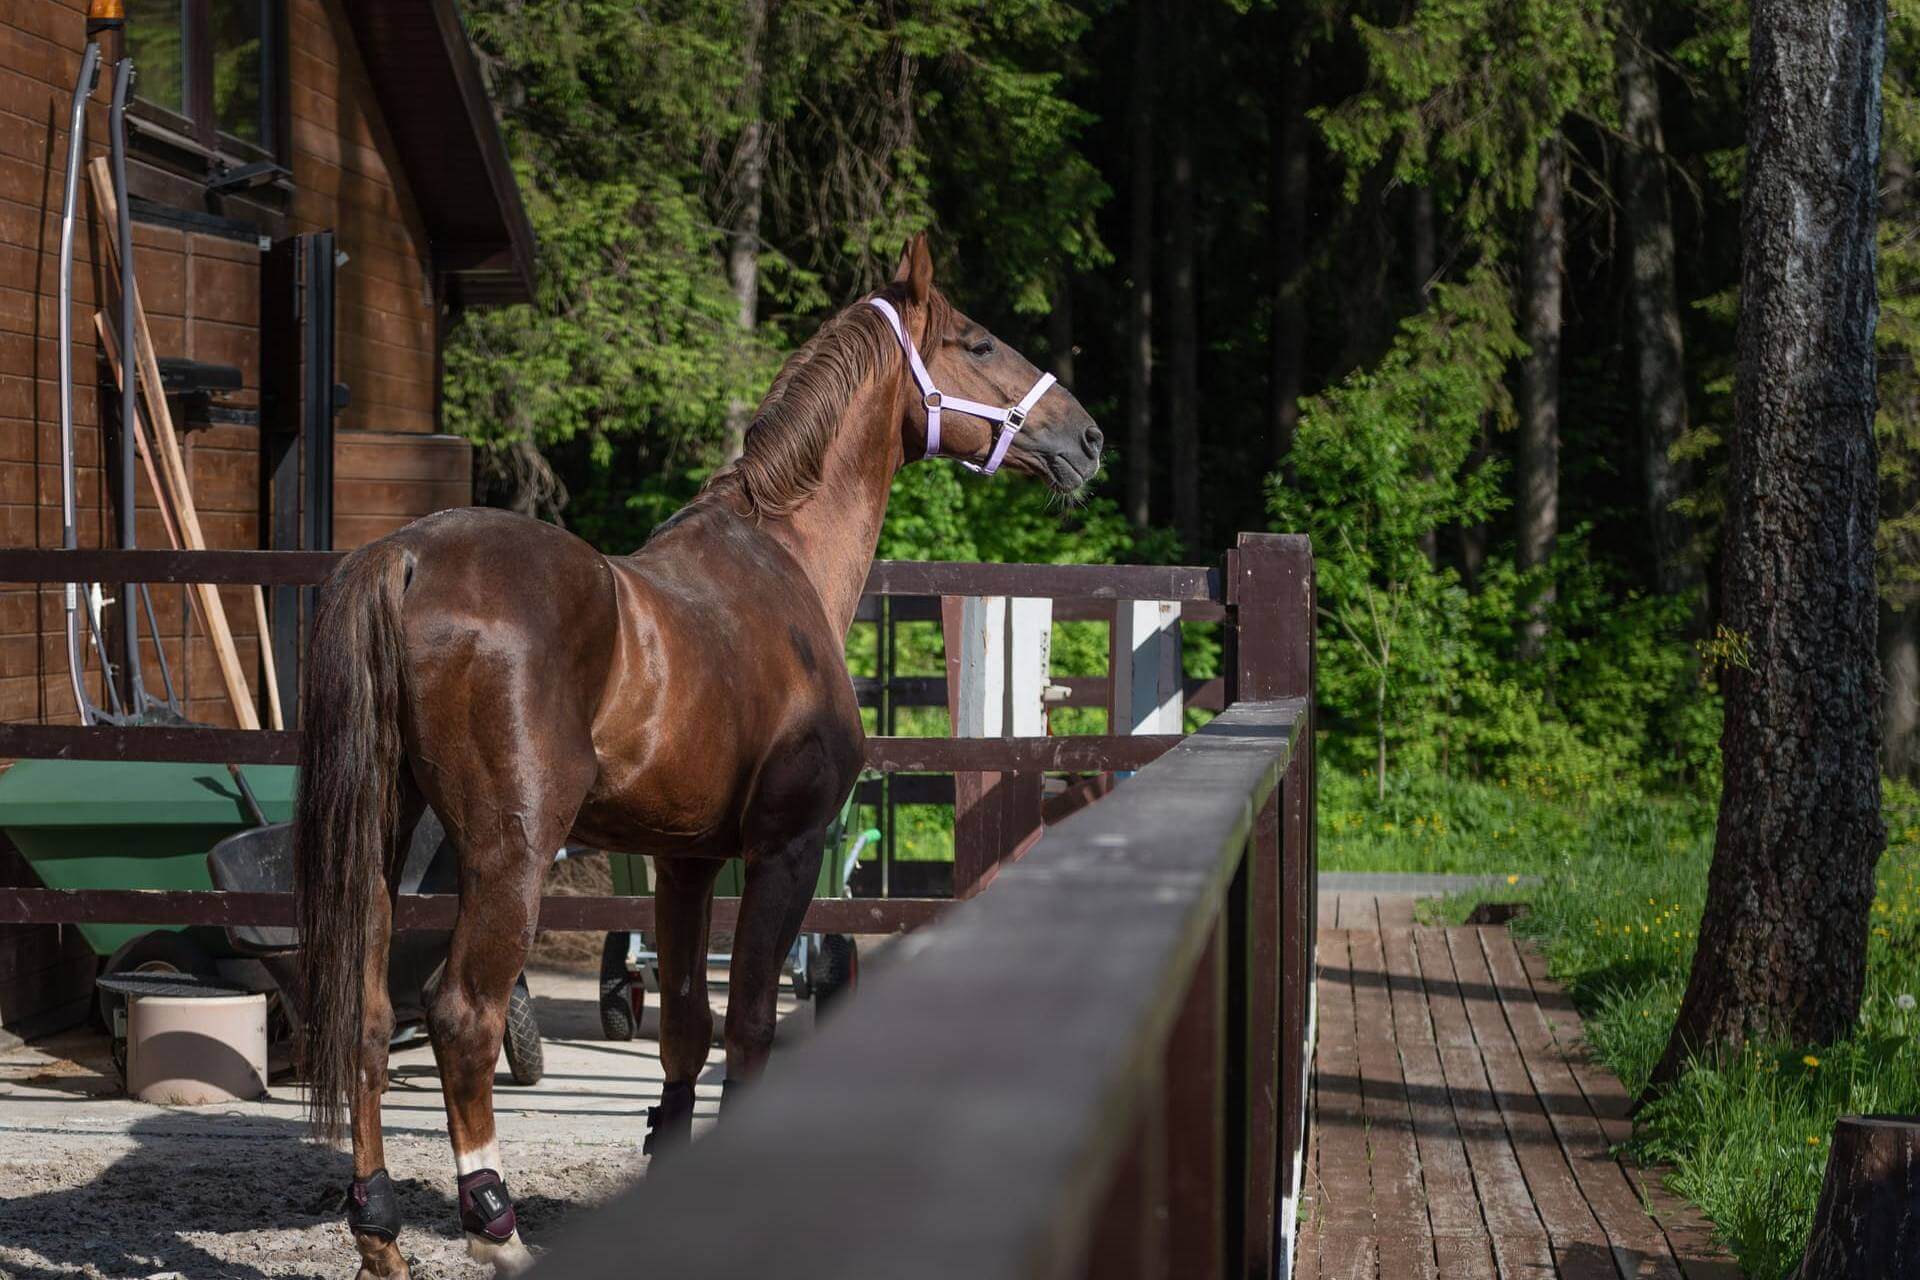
xmin=723 ymin=830 xmax=826 ymax=1089
xmin=347 ymin=784 xmax=424 ymax=1280
xmin=425 ymin=789 xmax=582 ymax=1277
xmin=645 ymin=856 xmax=723 ymax=1157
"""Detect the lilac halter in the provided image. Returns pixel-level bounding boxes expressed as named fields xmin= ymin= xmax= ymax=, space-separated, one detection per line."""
xmin=869 ymin=296 xmax=1058 ymax=477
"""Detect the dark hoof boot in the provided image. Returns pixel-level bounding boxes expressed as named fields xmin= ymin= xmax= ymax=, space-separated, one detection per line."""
xmin=644 ymin=1080 xmax=695 ymax=1158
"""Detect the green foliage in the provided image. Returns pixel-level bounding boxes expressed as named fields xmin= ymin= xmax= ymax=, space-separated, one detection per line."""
xmin=1315 ymin=0 xmax=1614 ymax=240
xmin=447 ymin=0 xmax=1107 ymax=550
xmin=1268 ymin=270 xmax=1516 ymax=789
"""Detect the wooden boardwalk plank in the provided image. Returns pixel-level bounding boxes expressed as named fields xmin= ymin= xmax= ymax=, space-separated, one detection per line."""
xmin=1513 ymin=942 xmax=1743 ymax=1280
xmin=1480 ymin=930 xmax=1684 ymax=1279
xmin=1379 ymin=926 xmax=1484 ymax=1240
xmin=1314 ymin=930 xmax=1376 ymax=1235
xmin=1305 ymin=922 xmax=1741 ymax=1280
xmin=1444 ymin=927 xmax=1613 ymax=1271
xmin=1413 ymin=926 xmax=1550 ymax=1243
xmin=1349 ymin=930 xmax=1427 ymax=1238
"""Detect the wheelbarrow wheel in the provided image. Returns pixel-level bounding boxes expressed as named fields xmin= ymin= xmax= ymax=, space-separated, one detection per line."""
xmin=503 ymin=972 xmax=544 ymax=1086
xmin=811 ymin=934 xmax=859 ymax=1021
xmin=599 ymin=932 xmax=641 ymax=1041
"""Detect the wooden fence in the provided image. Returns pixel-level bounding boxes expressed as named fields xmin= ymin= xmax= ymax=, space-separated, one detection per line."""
xmin=538 ymin=698 xmax=1307 ymax=1278
xmin=0 ymin=531 xmax=1316 ymax=1278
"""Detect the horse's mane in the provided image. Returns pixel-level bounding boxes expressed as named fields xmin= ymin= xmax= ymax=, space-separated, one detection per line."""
xmin=698 ymin=283 xmax=947 ymax=520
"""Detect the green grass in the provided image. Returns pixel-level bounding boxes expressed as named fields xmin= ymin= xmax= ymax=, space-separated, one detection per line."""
xmin=1361 ymin=767 xmax=1920 ymax=1279
xmin=1319 ymin=762 xmax=1715 ymax=876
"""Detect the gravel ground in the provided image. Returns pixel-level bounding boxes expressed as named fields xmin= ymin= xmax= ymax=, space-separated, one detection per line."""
xmin=0 ymin=965 xmax=810 ymax=1279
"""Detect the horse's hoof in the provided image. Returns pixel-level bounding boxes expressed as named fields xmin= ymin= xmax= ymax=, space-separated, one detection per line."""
xmin=467 ymin=1230 xmax=536 ymax=1277
xmin=351 ymin=1231 xmax=410 ymax=1280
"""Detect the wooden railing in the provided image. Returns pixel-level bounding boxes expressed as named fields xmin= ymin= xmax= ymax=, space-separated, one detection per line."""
xmin=0 ymin=534 xmax=1317 ymax=1277
xmin=536 ymin=699 xmax=1307 ymax=1279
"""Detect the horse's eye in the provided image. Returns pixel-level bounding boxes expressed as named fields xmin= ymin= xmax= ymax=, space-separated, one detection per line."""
xmin=969 ymin=339 xmax=994 ymax=358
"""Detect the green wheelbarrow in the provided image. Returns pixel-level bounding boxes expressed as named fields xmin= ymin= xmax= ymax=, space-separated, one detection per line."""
xmin=597 ymin=793 xmax=881 ymax=1040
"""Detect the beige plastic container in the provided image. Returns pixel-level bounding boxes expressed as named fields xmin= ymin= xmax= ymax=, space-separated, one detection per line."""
xmin=125 ymin=992 xmax=268 ymax=1104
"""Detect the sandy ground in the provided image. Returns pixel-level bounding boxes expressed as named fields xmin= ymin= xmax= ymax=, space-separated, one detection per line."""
xmin=0 ymin=965 xmax=821 ymax=1280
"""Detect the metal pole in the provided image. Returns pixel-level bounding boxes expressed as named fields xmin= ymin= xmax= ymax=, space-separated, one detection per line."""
xmin=109 ymin=52 xmax=147 ymax=712
xmin=58 ymin=41 xmax=102 ymax=727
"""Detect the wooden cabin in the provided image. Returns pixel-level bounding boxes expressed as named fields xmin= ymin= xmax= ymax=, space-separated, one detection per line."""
xmin=0 ymin=0 xmax=534 ymax=1038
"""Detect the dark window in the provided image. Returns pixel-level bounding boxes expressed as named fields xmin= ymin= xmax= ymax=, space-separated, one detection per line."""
xmin=125 ymin=0 xmax=282 ymax=159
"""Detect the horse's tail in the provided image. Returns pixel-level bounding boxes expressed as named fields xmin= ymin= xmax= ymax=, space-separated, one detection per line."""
xmin=294 ymin=540 xmax=413 ymax=1142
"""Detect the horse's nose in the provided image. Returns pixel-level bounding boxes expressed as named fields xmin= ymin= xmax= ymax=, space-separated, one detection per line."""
xmin=1082 ymin=423 xmax=1104 ymax=459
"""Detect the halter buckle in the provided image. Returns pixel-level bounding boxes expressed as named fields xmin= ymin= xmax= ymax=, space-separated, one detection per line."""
xmin=1004 ymin=406 xmax=1027 ymax=431
xmin=924 ymin=390 xmax=943 ymax=410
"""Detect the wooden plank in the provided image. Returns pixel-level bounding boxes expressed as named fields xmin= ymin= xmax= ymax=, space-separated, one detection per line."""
xmin=88 ymin=158 xmax=261 ymax=732
xmin=1376 ymin=894 xmax=1417 ymax=927
xmin=1412 ymin=926 xmax=1548 ymax=1243
xmin=1311 ymin=930 xmax=1374 ymax=1234
xmin=0 ymin=887 xmax=946 ymax=934
xmin=864 ymin=560 xmax=1222 ymax=602
xmin=1444 ymin=928 xmax=1612 ymax=1273
xmin=1514 ymin=944 xmax=1742 ymax=1280
xmin=1348 ymin=929 xmax=1427 ymax=1239
xmin=533 ymin=701 xmax=1297 ymax=1280
xmin=1480 ymin=931 xmax=1683 ymax=1277
xmin=0 ymin=723 xmax=1185 ymax=773
xmin=1379 ymin=928 xmax=1483 ymax=1240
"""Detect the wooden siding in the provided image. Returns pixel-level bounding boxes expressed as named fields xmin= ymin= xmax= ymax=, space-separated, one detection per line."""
xmin=0 ymin=1 xmax=472 ymax=1037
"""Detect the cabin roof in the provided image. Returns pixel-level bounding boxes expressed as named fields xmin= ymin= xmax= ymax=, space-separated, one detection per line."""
xmin=339 ymin=0 xmax=536 ymax=308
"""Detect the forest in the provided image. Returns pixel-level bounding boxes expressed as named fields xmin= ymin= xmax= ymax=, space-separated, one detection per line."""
xmin=443 ymin=0 xmax=1918 ymax=807
xmin=432 ymin=5 xmax=1920 ymax=1272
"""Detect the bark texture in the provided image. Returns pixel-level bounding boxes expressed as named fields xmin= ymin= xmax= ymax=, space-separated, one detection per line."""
xmin=1125 ymin=0 xmax=1155 ymax=529
xmin=1792 ymin=1116 xmax=1920 ymax=1279
xmin=1650 ymin=0 xmax=1887 ymax=1088
xmin=721 ymin=0 xmax=770 ymax=463
xmin=1518 ymin=133 xmax=1566 ymax=652
xmin=1617 ymin=10 xmax=1702 ymax=604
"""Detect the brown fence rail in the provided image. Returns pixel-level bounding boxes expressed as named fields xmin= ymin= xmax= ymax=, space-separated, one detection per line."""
xmin=533 ymin=698 xmax=1305 ymax=1280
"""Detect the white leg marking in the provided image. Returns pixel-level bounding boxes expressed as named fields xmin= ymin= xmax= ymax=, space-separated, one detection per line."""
xmin=467 ymin=1231 xmax=536 ymax=1276
xmin=454 ymin=1141 xmax=501 ymax=1176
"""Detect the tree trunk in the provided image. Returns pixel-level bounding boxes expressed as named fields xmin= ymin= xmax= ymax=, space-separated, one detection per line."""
xmin=1791 ymin=1116 xmax=1920 ymax=1279
xmin=1166 ymin=5 xmax=1201 ymax=550
xmin=1618 ymin=7 xmax=1703 ymax=609
xmin=1648 ymin=0 xmax=1887 ymax=1090
xmin=1517 ymin=132 xmax=1566 ymax=655
xmin=1885 ymin=603 xmax=1920 ymax=782
xmin=1412 ymin=183 xmax=1439 ymax=565
xmin=721 ymin=0 xmax=770 ymax=462
xmin=1049 ymin=274 xmax=1075 ymax=390
xmin=1271 ymin=39 xmax=1309 ymax=474
xmin=1126 ymin=0 xmax=1155 ymax=529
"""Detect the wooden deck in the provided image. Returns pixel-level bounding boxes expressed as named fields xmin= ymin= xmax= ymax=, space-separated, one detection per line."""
xmin=1297 ymin=912 xmax=1742 ymax=1279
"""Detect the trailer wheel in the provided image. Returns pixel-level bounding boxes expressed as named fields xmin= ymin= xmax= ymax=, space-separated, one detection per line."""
xmin=599 ymin=932 xmax=641 ymax=1041
xmin=811 ymin=934 xmax=859 ymax=1020
xmin=503 ymin=972 xmax=544 ymax=1086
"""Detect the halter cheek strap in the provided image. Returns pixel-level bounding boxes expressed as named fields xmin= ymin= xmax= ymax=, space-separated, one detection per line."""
xmin=868 ymin=297 xmax=1058 ymax=477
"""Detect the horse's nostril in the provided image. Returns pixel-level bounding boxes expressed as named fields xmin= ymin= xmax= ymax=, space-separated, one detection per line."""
xmin=1083 ymin=424 xmax=1104 ymax=455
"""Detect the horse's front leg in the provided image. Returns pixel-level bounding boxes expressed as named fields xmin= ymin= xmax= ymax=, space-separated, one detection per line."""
xmin=723 ymin=829 xmax=826 ymax=1091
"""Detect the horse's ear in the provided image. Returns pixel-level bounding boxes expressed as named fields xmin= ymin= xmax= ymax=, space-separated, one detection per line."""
xmin=893 ymin=232 xmax=934 ymax=306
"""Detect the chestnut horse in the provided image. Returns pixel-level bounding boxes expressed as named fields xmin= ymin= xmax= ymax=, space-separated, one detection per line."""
xmin=293 ymin=235 xmax=1102 ymax=1279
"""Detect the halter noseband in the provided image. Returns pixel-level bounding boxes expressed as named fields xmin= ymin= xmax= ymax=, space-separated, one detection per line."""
xmin=869 ymin=296 xmax=1058 ymax=477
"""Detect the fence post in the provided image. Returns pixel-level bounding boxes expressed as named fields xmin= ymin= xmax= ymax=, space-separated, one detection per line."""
xmin=1229 ymin=532 xmax=1314 ymax=1279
